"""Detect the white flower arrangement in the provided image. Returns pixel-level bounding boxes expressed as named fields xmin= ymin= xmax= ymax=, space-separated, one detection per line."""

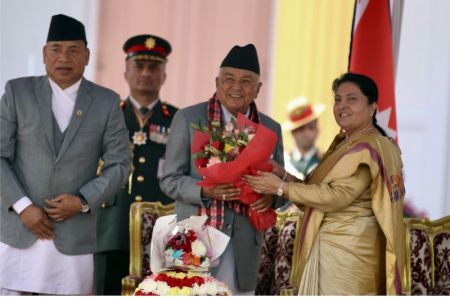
xmin=191 ymin=239 xmax=207 ymax=256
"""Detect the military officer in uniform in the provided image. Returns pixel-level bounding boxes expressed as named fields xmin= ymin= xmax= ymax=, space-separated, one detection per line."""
xmin=94 ymin=34 xmax=178 ymax=295
xmin=283 ymin=96 xmax=325 ymax=180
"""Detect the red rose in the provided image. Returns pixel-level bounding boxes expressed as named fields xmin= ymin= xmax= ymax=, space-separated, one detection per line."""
xmin=211 ymin=140 xmax=223 ymax=150
xmin=186 ymin=230 xmax=197 ymax=242
xmin=195 ymin=157 xmax=208 ymax=168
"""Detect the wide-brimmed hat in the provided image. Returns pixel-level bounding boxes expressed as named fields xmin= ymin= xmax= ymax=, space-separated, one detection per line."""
xmin=282 ymin=96 xmax=325 ymax=131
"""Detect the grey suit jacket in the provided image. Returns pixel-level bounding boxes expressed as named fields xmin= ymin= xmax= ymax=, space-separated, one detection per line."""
xmin=0 ymin=76 xmax=131 ymax=255
xmin=160 ymin=101 xmax=285 ymax=291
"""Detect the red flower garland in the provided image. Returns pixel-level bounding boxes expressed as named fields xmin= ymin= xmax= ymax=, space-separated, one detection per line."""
xmin=154 ymin=272 xmax=205 ymax=288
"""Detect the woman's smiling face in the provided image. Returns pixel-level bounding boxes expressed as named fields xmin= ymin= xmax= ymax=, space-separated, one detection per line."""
xmin=333 ymin=82 xmax=377 ymax=136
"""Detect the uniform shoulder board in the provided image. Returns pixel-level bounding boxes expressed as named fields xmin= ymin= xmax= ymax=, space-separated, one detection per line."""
xmin=160 ymin=102 xmax=178 ymax=118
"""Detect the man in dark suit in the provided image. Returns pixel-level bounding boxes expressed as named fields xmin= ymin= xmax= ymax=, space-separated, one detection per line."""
xmin=94 ymin=34 xmax=178 ymax=295
xmin=160 ymin=44 xmax=285 ymax=295
xmin=0 ymin=14 xmax=131 ymax=295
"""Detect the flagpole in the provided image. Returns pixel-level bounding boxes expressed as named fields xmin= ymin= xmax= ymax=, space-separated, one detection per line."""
xmin=390 ymin=0 xmax=404 ymax=77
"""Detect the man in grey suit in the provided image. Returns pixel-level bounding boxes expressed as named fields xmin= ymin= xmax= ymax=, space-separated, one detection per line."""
xmin=0 ymin=14 xmax=131 ymax=295
xmin=160 ymin=44 xmax=285 ymax=295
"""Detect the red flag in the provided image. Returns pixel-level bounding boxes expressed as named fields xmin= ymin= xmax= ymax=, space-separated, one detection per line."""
xmin=349 ymin=0 xmax=398 ymax=139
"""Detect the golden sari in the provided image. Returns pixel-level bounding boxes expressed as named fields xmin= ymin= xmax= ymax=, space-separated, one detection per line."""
xmin=289 ymin=131 xmax=406 ymax=295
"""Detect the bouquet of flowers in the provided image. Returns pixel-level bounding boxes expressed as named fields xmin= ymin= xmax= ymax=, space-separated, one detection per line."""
xmin=191 ymin=113 xmax=278 ymax=231
xmin=163 ymin=227 xmax=210 ymax=270
xmin=150 ymin=215 xmax=229 ymax=274
xmin=135 ymin=215 xmax=232 ymax=296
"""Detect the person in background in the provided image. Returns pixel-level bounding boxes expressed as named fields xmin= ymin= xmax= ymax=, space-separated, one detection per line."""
xmin=160 ymin=44 xmax=286 ymax=295
xmin=0 ymin=14 xmax=131 ymax=295
xmin=245 ymin=72 xmax=406 ymax=295
xmin=94 ymin=34 xmax=178 ymax=295
xmin=283 ymin=96 xmax=325 ymax=181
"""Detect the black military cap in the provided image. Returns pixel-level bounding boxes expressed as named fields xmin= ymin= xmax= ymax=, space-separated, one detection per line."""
xmin=46 ymin=14 xmax=87 ymax=44
xmin=123 ymin=34 xmax=172 ymax=62
xmin=220 ymin=43 xmax=260 ymax=75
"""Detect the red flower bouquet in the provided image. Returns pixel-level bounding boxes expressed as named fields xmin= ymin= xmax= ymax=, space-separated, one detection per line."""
xmin=192 ymin=113 xmax=278 ymax=231
xmin=137 ymin=215 xmax=232 ymax=296
xmin=163 ymin=227 xmax=210 ymax=270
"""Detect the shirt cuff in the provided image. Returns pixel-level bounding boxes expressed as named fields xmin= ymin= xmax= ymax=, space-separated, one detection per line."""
xmin=12 ymin=197 xmax=33 ymax=214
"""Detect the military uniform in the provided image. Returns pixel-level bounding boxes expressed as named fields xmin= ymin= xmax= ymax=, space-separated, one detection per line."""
xmin=94 ymin=98 xmax=177 ymax=294
xmin=121 ymin=99 xmax=177 ymax=204
xmin=94 ymin=34 xmax=177 ymax=295
xmin=285 ymin=147 xmax=322 ymax=180
xmin=280 ymin=97 xmax=325 ymax=211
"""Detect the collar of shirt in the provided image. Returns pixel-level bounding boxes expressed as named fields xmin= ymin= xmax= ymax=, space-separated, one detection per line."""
xmin=129 ymin=96 xmax=159 ymax=112
xmin=291 ymin=147 xmax=318 ymax=162
xmin=48 ymin=77 xmax=81 ymax=102
xmin=220 ymin=104 xmax=250 ymax=125
xmin=48 ymin=77 xmax=82 ymax=132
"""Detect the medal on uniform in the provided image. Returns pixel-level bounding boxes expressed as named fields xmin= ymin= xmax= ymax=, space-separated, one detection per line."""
xmin=132 ymin=105 xmax=154 ymax=146
xmin=132 ymin=130 xmax=147 ymax=145
xmin=149 ymin=125 xmax=169 ymax=144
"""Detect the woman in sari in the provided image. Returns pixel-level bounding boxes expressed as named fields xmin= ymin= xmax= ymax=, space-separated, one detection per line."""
xmin=245 ymin=73 xmax=406 ymax=295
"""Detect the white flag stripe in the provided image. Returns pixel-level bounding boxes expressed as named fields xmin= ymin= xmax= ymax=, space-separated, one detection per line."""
xmin=353 ymin=0 xmax=370 ymax=30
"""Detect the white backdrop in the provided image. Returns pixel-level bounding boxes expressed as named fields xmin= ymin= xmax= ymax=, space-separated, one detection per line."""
xmin=396 ymin=0 xmax=450 ymax=219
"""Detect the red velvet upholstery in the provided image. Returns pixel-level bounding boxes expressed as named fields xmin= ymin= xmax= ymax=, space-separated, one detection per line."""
xmin=255 ymin=224 xmax=279 ymax=295
xmin=432 ymin=232 xmax=450 ymax=294
xmin=121 ymin=202 xmax=174 ymax=295
xmin=273 ymin=219 xmax=298 ymax=294
xmin=409 ymin=228 xmax=433 ymax=294
xmin=405 ymin=216 xmax=450 ymax=295
xmin=141 ymin=212 xmax=159 ymax=276
xmin=255 ymin=211 xmax=301 ymax=295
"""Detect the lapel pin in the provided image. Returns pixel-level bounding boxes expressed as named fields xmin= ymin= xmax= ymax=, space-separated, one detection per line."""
xmin=76 ymin=110 xmax=83 ymax=117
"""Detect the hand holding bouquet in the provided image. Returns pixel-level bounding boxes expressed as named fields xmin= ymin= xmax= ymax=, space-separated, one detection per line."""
xmin=191 ymin=113 xmax=278 ymax=231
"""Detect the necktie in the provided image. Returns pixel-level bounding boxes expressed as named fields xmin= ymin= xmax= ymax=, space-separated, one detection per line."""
xmin=139 ymin=107 xmax=149 ymax=116
xmin=298 ymin=156 xmax=308 ymax=175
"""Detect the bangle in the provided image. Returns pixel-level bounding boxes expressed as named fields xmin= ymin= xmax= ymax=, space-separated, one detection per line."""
xmin=282 ymin=169 xmax=288 ymax=181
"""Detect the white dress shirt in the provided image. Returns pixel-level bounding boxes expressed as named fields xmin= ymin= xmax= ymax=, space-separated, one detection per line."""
xmin=220 ymin=104 xmax=250 ymax=124
xmin=128 ymin=95 xmax=159 ymax=112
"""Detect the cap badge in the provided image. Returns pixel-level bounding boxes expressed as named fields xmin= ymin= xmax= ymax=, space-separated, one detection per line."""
xmin=145 ymin=37 xmax=156 ymax=50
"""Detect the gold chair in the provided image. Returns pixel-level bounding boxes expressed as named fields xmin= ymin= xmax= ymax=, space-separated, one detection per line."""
xmin=121 ymin=201 xmax=175 ymax=296
xmin=405 ymin=215 xmax=450 ymax=295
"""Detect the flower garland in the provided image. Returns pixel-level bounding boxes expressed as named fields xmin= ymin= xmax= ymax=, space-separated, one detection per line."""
xmin=134 ymin=270 xmax=232 ymax=296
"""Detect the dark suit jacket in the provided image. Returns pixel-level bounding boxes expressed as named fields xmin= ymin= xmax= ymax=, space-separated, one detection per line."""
xmin=96 ymin=98 xmax=177 ymax=253
xmin=0 ymin=76 xmax=131 ymax=255
xmin=160 ymin=101 xmax=285 ymax=291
